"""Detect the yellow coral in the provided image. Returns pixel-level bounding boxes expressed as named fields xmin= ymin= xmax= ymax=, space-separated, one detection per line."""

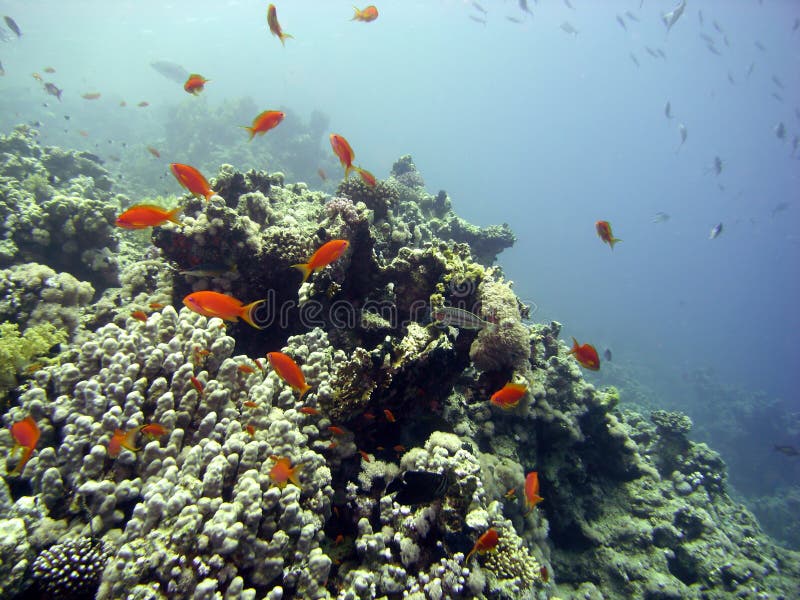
xmin=0 ymin=321 xmax=67 ymax=399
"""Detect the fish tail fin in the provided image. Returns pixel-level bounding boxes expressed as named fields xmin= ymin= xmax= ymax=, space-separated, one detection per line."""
xmin=344 ymin=164 xmax=354 ymax=180
xmin=241 ymin=299 xmax=267 ymax=329
xmin=203 ymin=190 xmax=216 ymax=202
xmin=292 ymin=263 xmax=312 ymax=283
xmin=609 ymin=237 xmax=622 ymax=249
xmin=298 ymin=383 xmax=312 ymax=402
xmin=9 ymin=446 xmax=32 ymax=476
xmin=351 ymin=6 xmax=360 ymax=20
xmin=168 ymin=206 xmax=183 ymax=224
xmin=465 ymin=547 xmax=476 ymax=563
xmin=289 ymin=464 xmax=302 ymax=487
xmin=570 ymin=337 xmax=579 ymax=353
xmin=280 ymin=32 xmax=293 ymax=46
xmin=241 ymin=125 xmax=256 ymax=141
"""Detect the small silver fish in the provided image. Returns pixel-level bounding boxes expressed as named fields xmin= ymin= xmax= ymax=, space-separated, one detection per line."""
xmin=746 ymin=62 xmax=755 ymax=79
xmin=771 ymin=75 xmax=784 ymax=89
xmin=563 ymin=0 xmax=574 ymax=9
xmin=676 ymin=123 xmax=687 ymax=153
xmin=754 ymin=40 xmax=766 ymax=51
xmin=0 ymin=60 xmax=4 ymax=77
xmin=709 ymin=223 xmax=723 ymax=240
xmin=652 ymin=212 xmax=670 ymax=224
xmin=624 ymin=10 xmax=639 ymax=22
xmin=471 ymin=1 xmax=487 ymax=14
xmin=469 ymin=15 xmax=486 ymax=25
xmin=431 ymin=307 xmax=493 ymax=330
xmin=506 ymin=16 xmax=523 ymax=24
xmin=662 ymin=0 xmax=686 ymax=33
xmin=616 ymin=15 xmax=627 ymax=31
xmin=774 ymin=122 xmax=786 ymax=140
xmin=603 ymin=348 xmax=612 ymax=362
xmin=664 ymin=101 xmax=672 ymax=120
xmin=560 ymin=21 xmax=578 ymax=36
xmin=629 ymin=53 xmax=639 ymax=67
xmin=519 ymin=0 xmax=533 ymax=15
xmin=3 ymin=15 xmax=21 ymax=37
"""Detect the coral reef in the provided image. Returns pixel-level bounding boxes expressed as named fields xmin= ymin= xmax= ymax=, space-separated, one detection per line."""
xmin=0 ymin=142 xmax=797 ymax=600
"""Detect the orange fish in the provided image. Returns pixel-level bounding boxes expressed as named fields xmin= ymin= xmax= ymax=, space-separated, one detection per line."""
xmin=116 ymin=204 xmax=181 ymax=229
xmin=246 ymin=424 xmax=256 ymax=437
xmin=9 ymin=416 xmax=40 ymax=475
xmin=81 ymin=92 xmax=101 ymax=100
xmin=292 ymin=239 xmax=350 ymax=283
xmin=78 ymin=130 xmax=89 ymax=137
xmin=267 ymin=352 xmax=311 ymax=399
xmin=190 ymin=375 xmax=204 ymax=395
xmin=299 ymin=406 xmax=320 ymax=415
xmin=330 ymin=133 xmax=356 ymax=179
xmin=243 ymin=110 xmax=285 ymax=140
xmin=352 ymin=5 xmax=379 ymax=22
xmin=149 ymin=302 xmax=165 ymax=310
xmin=238 ymin=364 xmax=256 ymax=375
xmin=595 ymin=220 xmax=622 ymax=249
xmin=383 ymin=409 xmax=396 ymax=423
xmin=269 ymin=455 xmax=301 ymax=488
xmin=328 ymin=440 xmax=339 ymax=449
xmin=170 ymin=163 xmax=215 ymax=201
xmin=524 ymin=471 xmax=544 ymax=513
xmin=243 ymin=401 xmax=259 ymax=408
xmin=139 ymin=423 xmax=168 ymax=438
xmin=147 ymin=146 xmax=161 ymax=158
xmin=254 ymin=358 xmax=265 ymax=372
xmin=393 ymin=444 xmax=406 ymax=452
xmin=137 ymin=101 xmax=149 ymax=107
xmin=569 ymin=337 xmax=600 ymax=371
xmin=504 ymin=488 xmax=517 ymax=501
xmin=130 ymin=310 xmax=148 ymax=322
xmin=183 ymin=291 xmax=266 ymax=329
xmin=183 ymin=73 xmax=209 ymax=95
xmin=358 ymin=450 xmax=371 ymax=462
xmin=465 ymin=528 xmax=499 ymax=562
xmin=32 ymin=73 xmax=43 ymax=82
xmin=356 ymin=167 xmax=376 ymax=187
xmin=334 ymin=533 xmax=344 ymax=545
xmin=267 ymin=4 xmax=293 ymax=45
xmin=490 ymin=382 xmax=527 ymax=410
xmin=317 ymin=168 xmax=328 ymax=181
xmin=328 ymin=426 xmax=346 ymax=436
xmin=540 ymin=565 xmax=549 ymax=583
xmin=108 ymin=428 xmax=140 ymax=458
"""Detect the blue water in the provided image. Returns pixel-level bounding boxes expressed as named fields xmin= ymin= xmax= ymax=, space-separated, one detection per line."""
xmin=1 ymin=1 xmax=797 ymax=437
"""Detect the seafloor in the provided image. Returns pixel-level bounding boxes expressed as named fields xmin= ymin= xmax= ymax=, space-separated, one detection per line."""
xmin=0 ymin=125 xmax=798 ymax=599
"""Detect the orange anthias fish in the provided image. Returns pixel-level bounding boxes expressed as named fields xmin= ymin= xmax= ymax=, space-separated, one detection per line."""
xmin=81 ymin=92 xmax=101 ymax=100
xmin=569 ymin=337 xmax=600 ymax=371
xmin=139 ymin=423 xmax=168 ymax=438
xmin=115 ymin=204 xmax=181 ymax=229
xmin=108 ymin=427 xmax=140 ymax=458
xmin=269 ymin=455 xmax=301 ymax=488
xmin=183 ymin=73 xmax=209 ymax=95
xmin=147 ymin=146 xmax=161 ymax=158
xmin=595 ymin=220 xmax=622 ymax=249
xmin=352 ymin=5 xmax=379 ymax=22
xmin=243 ymin=110 xmax=285 ymax=140
xmin=130 ymin=310 xmax=148 ymax=322
xmin=267 ymin=352 xmax=311 ymax=399
xmin=267 ymin=4 xmax=293 ymax=46
xmin=356 ymin=167 xmax=376 ymax=187
xmin=9 ymin=416 xmax=40 ymax=475
xmin=299 ymin=406 xmax=320 ymax=415
xmin=383 ymin=409 xmax=396 ymax=422
xmin=524 ymin=471 xmax=544 ymax=513
xmin=317 ymin=168 xmax=327 ymax=181
xmin=330 ymin=134 xmax=356 ymax=179
xmin=490 ymin=382 xmax=528 ymax=409
xmin=465 ymin=528 xmax=499 ymax=562
xmin=292 ymin=239 xmax=350 ymax=283
xmin=170 ymin=163 xmax=216 ymax=201
xmin=183 ymin=291 xmax=266 ymax=329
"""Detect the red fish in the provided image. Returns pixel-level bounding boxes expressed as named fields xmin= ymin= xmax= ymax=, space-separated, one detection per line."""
xmin=254 ymin=358 xmax=265 ymax=372
xmin=317 ymin=168 xmax=328 ymax=181
xmin=267 ymin=4 xmax=293 ymax=45
xmin=238 ymin=364 xmax=256 ymax=375
xmin=170 ymin=163 xmax=215 ymax=201
xmin=540 ymin=565 xmax=549 ymax=583
xmin=149 ymin=302 xmax=165 ymax=310
xmin=595 ymin=220 xmax=622 ymax=249
xmin=130 ymin=310 xmax=148 ymax=322
xmin=246 ymin=424 xmax=256 ymax=437
xmin=9 ymin=416 xmax=40 ymax=475
xmin=569 ymin=337 xmax=600 ymax=371
xmin=139 ymin=423 xmax=168 ymax=438
xmin=269 ymin=455 xmax=301 ymax=488
xmin=243 ymin=401 xmax=259 ymax=408
xmin=383 ymin=409 xmax=396 ymax=422
xmin=190 ymin=375 xmax=204 ymax=395
xmin=524 ymin=471 xmax=544 ymax=513
xmin=356 ymin=167 xmax=376 ymax=187
xmin=184 ymin=73 xmax=209 ymax=95
xmin=147 ymin=146 xmax=160 ymax=158
xmin=358 ymin=450 xmax=371 ymax=462
xmin=267 ymin=352 xmax=311 ymax=399
xmin=490 ymin=382 xmax=527 ymax=409
xmin=352 ymin=5 xmax=379 ymax=22
xmin=243 ymin=110 xmax=285 ymax=140
xmin=330 ymin=134 xmax=356 ymax=179
xmin=292 ymin=239 xmax=350 ymax=283
xmin=183 ymin=291 xmax=266 ymax=329
xmin=466 ymin=528 xmax=499 ymax=562
xmin=108 ymin=428 xmax=140 ymax=458
xmin=115 ymin=204 xmax=181 ymax=229
xmin=299 ymin=406 xmax=320 ymax=415
xmin=328 ymin=426 xmax=346 ymax=436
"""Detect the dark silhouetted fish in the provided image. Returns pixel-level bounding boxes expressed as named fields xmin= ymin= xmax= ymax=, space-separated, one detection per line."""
xmin=774 ymin=445 xmax=799 ymax=457
xmin=652 ymin=212 xmax=670 ymax=224
xmin=519 ymin=0 xmax=533 ymax=15
xmin=469 ymin=15 xmax=486 ymax=25
xmin=0 ymin=59 xmax=4 ymax=76
xmin=664 ymin=101 xmax=672 ymax=120
xmin=471 ymin=1 xmax=487 ymax=14
xmin=44 ymin=82 xmax=62 ymax=101
xmin=3 ymin=16 xmax=21 ymax=37
xmin=616 ymin=15 xmax=627 ymax=31
xmin=624 ymin=10 xmax=639 ymax=22
xmin=774 ymin=122 xmax=786 ymax=141
xmin=150 ymin=60 xmax=189 ymax=84
xmin=771 ymin=75 xmax=784 ymax=89
xmin=771 ymin=202 xmax=789 ymax=217
xmin=676 ymin=123 xmax=687 ymax=153
xmin=709 ymin=223 xmax=723 ymax=240
xmin=387 ymin=471 xmax=448 ymax=505
xmin=603 ymin=348 xmax=612 ymax=362
xmin=560 ymin=21 xmax=578 ymax=36
xmin=506 ymin=16 xmax=522 ymax=24
xmin=629 ymin=53 xmax=639 ymax=67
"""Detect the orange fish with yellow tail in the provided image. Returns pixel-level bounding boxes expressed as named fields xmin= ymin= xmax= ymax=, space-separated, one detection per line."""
xmin=182 ymin=291 xmax=266 ymax=329
xmin=170 ymin=163 xmax=216 ymax=201
xmin=267 ymin=4 xmax=293 ymax=46
xmin=569 ymin=337 xmax=600 ymax=371
xmin=269 ymin=455 xmax=301 ymax=488
xmin=183 ymin=73 xmax=209 ymax=95
xmin=108 ymin=427 xmax=141 ymax=458
xmin=524 ymin=471 xmax=544 ymax=513
xmin=115 ymin=204 xmax=181 ymax=229
xmin=352 ymin=5 xmax=379 ymax=22
xmin=267 ymin=352 xmax=312 ymax=400
xmin=292 ymin=239 xmax=349 ymax=283
xmin=243 ymin=110 xmax=285 ymax=140
xmin=330 ymin=133 xmax=357 ymax=179
xmin=8 ymin=416 xmax=40 ymax=475
xmin=595 ymin=220 xmax=622 ymax=249
xmin=490 ymin=382 xmax=527 ymax=409
xmin=465 ymin=528 xmax=499 ymax=562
